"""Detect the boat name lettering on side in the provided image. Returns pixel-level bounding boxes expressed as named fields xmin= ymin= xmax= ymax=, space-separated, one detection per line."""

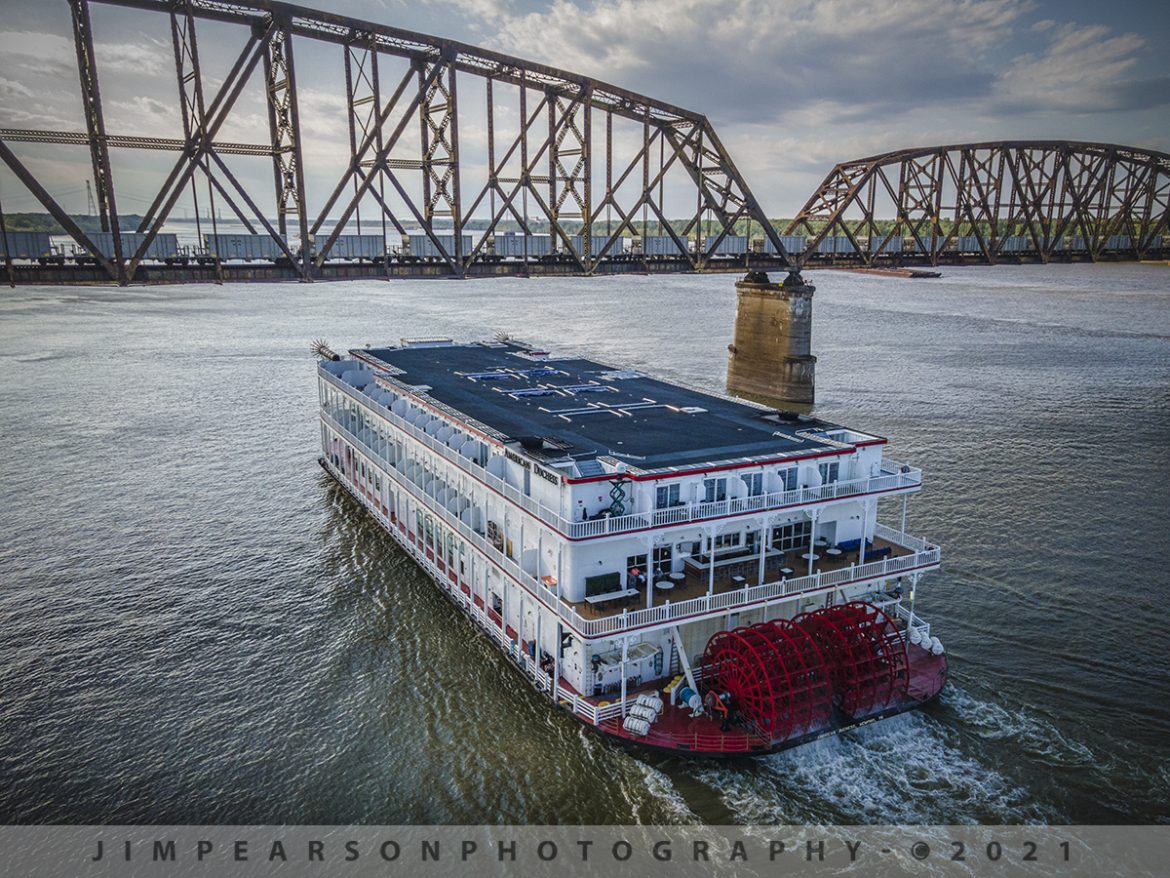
xmin=506 ymin=449 xmax=531 ymax=469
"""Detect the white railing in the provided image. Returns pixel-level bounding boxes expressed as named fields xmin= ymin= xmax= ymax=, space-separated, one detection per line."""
xmin=321 ymin=369 xmax=556 ymax=520
xmin=577 ymin=534 xmax=941 ymax=637
xmin=322 ymin=409 xmax=578 ymax=626
xmin=321 ymin=368 xmax=923 ymax=541
xmin=891 ymin=600 xmax=932 ymax=642
xmin=554 ymin=683 xmax=626 ymax=724
xmin=874 ymin=521 xmax=933 ymax=552
xmin=326 ymin=407 xmax=941 ymax=640
xmin=567 ymin=462 xmax=923 ymax=538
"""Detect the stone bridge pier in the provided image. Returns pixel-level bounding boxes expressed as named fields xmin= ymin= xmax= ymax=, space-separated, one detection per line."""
xmin=725 ymin=270 xmax=816 ymax=409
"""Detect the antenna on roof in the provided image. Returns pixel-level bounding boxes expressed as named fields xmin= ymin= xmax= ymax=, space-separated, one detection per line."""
xmin=310 ymin=338 xmax=340 ymax=361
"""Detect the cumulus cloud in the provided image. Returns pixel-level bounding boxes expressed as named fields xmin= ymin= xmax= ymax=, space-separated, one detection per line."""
xmin=0 ymin=31 xmax=76 ymax=78
xmin=0 ymin=76 xmax=34 ymax=100
xmin=421 ymin=0 xmax=517 ymax=26
xmin=994 ymin=22 xmax=1168 ymax=113
xmin=470 ymin=0 xmax=1170 ymax=125
xmin=103 ymin=96 xmax=182 ymax=135
xmin=488 ymin=0 xmax=1028 ymax=122
xmin=0 ymin=30 xmax=168 ymax=78
xmin=0 ymin=105 xmax=78 ymax=130
xmin=96 ymin=38 xmax=170 ymax=77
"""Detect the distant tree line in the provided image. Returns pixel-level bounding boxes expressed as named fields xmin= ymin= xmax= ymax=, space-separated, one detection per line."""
xmin=4 ymin=212 xmax=984 ymax=238
xmin=1 ymin=213 xmax=147 ymax=234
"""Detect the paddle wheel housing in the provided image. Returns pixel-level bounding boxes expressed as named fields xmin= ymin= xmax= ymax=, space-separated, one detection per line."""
xmin=795 ymin=601 xmax=909 ymax=718
xmin=699 ymin=619 xmax=833 ymax=744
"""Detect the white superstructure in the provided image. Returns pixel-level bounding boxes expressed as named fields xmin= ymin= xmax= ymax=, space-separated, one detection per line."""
xmin=317 ymin=338 xmax=945 ymax=754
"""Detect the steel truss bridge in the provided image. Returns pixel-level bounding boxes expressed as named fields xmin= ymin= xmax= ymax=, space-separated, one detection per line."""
xmin=786 ymin=142 xmax=1170 ymax=266
xmin=0 ymin=0 xmax=790 ymax=285
xmin=0 ymin=2 xmax=1166 ymax=285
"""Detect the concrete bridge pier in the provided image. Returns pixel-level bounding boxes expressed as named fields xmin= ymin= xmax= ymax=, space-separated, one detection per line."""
xmin=725 ymin=270 xmax=816 ymax=409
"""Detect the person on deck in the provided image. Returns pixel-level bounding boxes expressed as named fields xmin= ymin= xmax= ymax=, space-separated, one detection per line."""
xmin=705 ymin=690 xmax=731 ymax=731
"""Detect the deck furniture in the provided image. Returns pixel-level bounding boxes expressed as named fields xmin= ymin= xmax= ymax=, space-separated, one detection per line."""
xmin=584 ymin=588 xmax=640 ymax=605
xmin=836 ymin=538 xmax=871 ymax=551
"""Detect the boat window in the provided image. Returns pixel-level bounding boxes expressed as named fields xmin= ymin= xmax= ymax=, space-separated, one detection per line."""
xmin=771 ymin=520 xmax=812 ymax=551
xmin=741 ymin=472 xmax=764 ymax=496
xmin=703 ymin=477 xmax=728 ymax=503
xmin=705 ymin=532 xmax=742 ymax=554
xmin=777 ymin=467 xmax=797 ymax=491
xmin=655 ymin=483 xmax=681 ymax=508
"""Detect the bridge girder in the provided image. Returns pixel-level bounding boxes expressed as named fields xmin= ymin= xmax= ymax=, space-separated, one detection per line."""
xmin=0 ymin=0 xmax=790 ymax=284
xmin=785 ymin=141 xmax=1170 ymax=267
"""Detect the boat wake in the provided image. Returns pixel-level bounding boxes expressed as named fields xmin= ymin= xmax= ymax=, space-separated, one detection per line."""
xmin=941 ymin=687 xmax=1094 ymax=768
xmin=683 ymin=692 xmax=1070 ymax=825
xmin=626 ymin=759 xmax=701 ymax=824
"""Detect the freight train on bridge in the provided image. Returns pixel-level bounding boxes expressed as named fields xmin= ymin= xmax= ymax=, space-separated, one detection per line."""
xmin=4 ymin=227 xmax=1164 ymax=285
xmin=1 ymin=1 xmax=1166 ymax=286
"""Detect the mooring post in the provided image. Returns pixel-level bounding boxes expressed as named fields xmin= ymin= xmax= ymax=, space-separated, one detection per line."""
xmin=725 ymin=269 xmax=817 ymax=407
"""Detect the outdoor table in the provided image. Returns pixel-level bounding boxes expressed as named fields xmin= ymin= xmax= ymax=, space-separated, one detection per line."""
xmin=779 ymin=566 xmax=794 ymax=577
xmin=654 ymin=580 xmax=674 ymax=591
xmin=800 ymin=552 xmax=820 ymax=561
xmin=824 ymin=548 xmax=843 ymax=559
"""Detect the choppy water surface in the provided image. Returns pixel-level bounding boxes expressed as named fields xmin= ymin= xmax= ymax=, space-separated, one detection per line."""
xmin=1 ymin=264 xmax=1168 ymax=824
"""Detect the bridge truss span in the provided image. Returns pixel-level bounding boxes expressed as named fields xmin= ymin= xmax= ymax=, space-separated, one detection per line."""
xmin=0 ymin=0 xmax=791 ymax=284
xmin=785 ymin=141 xmax=1170 ymax=266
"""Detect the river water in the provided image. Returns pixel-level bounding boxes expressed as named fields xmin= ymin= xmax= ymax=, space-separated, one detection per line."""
xmin=1 ymin=264 xmax=1168 ymax=825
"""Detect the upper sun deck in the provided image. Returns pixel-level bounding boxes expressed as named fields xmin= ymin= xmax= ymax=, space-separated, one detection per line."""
xmin=351 ymin=340 xmax=881 ymax=475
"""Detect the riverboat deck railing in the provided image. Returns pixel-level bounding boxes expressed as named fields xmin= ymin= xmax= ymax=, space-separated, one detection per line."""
xmin=321 ymin=407 xmax=941 ymax=640
xmin=320 ymin=368 xmax=924 ymax=541
xmin=326 ymin=449 xmax=792 ymax=746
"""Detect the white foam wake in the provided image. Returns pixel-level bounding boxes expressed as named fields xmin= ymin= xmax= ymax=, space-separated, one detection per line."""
xmin=692 ymin=706 xmax=1065 ymax=825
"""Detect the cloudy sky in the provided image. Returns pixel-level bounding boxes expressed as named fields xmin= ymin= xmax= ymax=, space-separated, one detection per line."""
xmin=0 ymin=0 xmax=1167 ymax=220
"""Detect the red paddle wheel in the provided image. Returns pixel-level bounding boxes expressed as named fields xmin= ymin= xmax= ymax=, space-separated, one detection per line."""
xmin=699 ymin=619 xmax=833 ymax=744
xmin=795 ymin=601 xmax=909 ymax=718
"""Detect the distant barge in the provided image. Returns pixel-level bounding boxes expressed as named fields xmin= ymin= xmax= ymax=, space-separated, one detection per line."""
xmin=316 ymin=339 xmax=947 ymax=755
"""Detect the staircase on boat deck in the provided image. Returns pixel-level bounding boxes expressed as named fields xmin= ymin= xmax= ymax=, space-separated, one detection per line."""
xmin=575 ymin=459 xmax=606 ymax=477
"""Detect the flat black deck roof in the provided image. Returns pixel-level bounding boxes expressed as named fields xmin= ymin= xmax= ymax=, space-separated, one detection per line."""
xmin=357 ymin=342 xmax=861 ymax=471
